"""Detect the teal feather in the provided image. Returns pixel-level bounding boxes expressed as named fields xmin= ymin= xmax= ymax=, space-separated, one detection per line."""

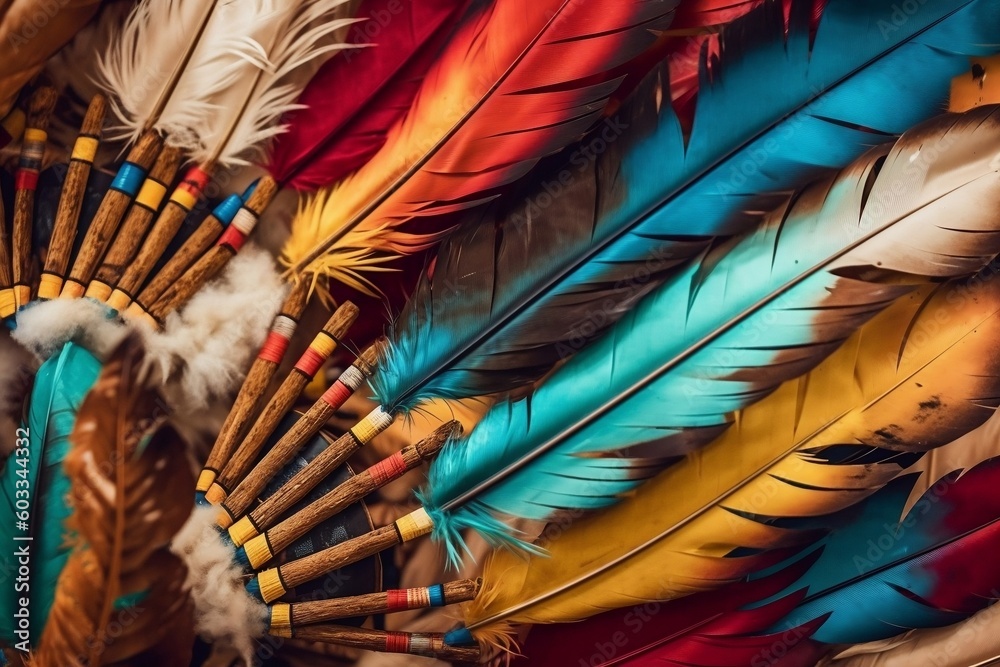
xmin=0 ymin=343 xmax=102 ymax=646
xmin=372 ymin=0 xmax=1000 ymax=414
xmin=421 ymin=106 xmax=1000 ymax=564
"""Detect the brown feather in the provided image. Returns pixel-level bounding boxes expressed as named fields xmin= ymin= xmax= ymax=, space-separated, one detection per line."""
xmin=34 ymin=336 xmax=196 ymax=667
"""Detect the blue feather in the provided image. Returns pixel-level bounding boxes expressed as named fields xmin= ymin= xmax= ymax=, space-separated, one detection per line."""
xmin=0 ymin=343 xmax=102 ymax=646
xmin=421 ymin=105 xmax=1000 ymax=562
xmin=372 ymin=0 xmax=1000 ymax=414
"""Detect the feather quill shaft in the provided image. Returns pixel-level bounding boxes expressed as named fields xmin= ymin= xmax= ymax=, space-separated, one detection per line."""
xmin=461 ymin=270 xmax=1000 ymax=644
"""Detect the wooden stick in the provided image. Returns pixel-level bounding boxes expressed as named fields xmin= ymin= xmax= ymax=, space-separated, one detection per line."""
xmin=11 ymin=87 xmax=57 ymax=310
xmin=105 ymin=163 xmax=214 ymax=310
xmin=207 ymin=302 xmax=361 ymax=509
xmin=268 ymin=580 xmax=480 ymax=631
xmin=237 ymin=422 xmax=457 ymax=570
xmin=220 ymin=343 xmax=383 ymax=537
xmin=128 ymin=184 xmax=253 ymax=314
xmin=38 ymin=94 xmax=108 ymax=300
xmin=249 ymin=508 xmax=435 ymax=604
xmin=0 ymin=105 xmax=25 ymax=149
xmin=275 ymin=625 xmax=481 ymax=663
xmin=61 ymin=130 xmax=163 ymax=297
xmin=143 ymin=175 xmax=278 ymax=323
xmin=195 ymin=280 xmax=311 ymax=497
xmin=85 ymin=146 xmax=183 ymax=302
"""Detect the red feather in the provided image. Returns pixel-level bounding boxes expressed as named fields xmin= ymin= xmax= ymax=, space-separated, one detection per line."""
xmin=267 ymin=0 xmax=473 ymax=191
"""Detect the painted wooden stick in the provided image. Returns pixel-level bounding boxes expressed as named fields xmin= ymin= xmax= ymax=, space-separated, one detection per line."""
xmin=248 ymin=508 xmax=434 ymax=604
xmin=207 ymin=302 xmax=361 ymax=509
xmin=273 ymin=625 xmax=481 ymax=663
xmin=61 ymin=130 xmax=163 ymax=297
xmin=38 ymin=94 xmax=108 ymax=300
xmin=220 ymin=343 xmax=383 ymax=535
xmin=0 ymin=192 xmax=10 ymax=318
xmin=84 ymin=146 xmax=183 ymax=302
xmin=142 ymin=175 xmax=279 ymax=324
xmin=236 ymin=422 xmax=458 ymax=570
xmin=195 ymin=280 xmax=310 ymax=498
xmin=0 ymin=106 xmax=25 ymax=150
xmin=268 ymin=580 xmax=480 ymax=633
xmin=127 ymin=182 xmax=257 ymax=315
xmin=105 ymin=164 xmax=213 ymax=310
xmin=11 ymin=87 xmax=57 ymax=310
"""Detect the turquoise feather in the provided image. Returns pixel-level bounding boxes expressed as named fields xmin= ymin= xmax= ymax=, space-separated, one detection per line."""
xmin=0 ymin=343 xmax=102 ymax=646
xmin=372 ymin=0 xmax=1000 ymax=414
xmin=420 ymin=106 xmax=1000 ymax=562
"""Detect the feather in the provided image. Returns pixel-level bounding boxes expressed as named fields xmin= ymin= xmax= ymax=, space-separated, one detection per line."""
xmin=281 ymin=0 xmax=678 ymax=288
xmin=266 ymin=0 xmax=473 ymax=191
xmin=0 ymin=343 xmax=101 ymax=647
xmin=458 ymin=270 xmax=1000 ymax=646
xmin=368 ymin=0 xmax=1000 ymax=416
xmin=98 ymin=0 xmax=355 ymax=165
xmin=0 ymin=0 xmax=101 ymax=117
xmin=422 ymin=105 xmax=1000 ymax=567
xmin=757 ymin=457 xmax=1000 ymax=652
xmin=33 ymin=336 xmax=196 ymax=666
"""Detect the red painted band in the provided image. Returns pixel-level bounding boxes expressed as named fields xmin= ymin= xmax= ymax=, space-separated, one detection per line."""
xmin=218 ymin=226 xmax=247 ymax=251
xmin=385 ymin=632 xmax=409 ymax=654
xmin=182 ymin=166 xmax=212 ymax=191
xmin=15 ymin=170 xmax=38 ymax=191
xmin=319 ymin=381 xmax=352 ymax=409
xmin=369 ymin=453 xmax=408 ymax=486
xmin=294 ymin=347 xmax=326 ymax=377
xmin=258 ymin=331 xmax=290 ymax=364
xmin=385 ymin=589 xmax=410 ymax=612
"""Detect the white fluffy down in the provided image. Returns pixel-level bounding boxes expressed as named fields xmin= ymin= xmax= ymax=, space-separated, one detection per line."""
xmin=171 ymin=506 xmax=268 ymax=664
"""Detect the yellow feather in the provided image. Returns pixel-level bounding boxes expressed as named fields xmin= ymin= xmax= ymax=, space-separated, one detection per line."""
xmin=467 ymin=273 xmax=1000 ymax=642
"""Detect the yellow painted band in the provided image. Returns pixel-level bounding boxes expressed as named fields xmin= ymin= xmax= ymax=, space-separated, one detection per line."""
xmin=216 ymin=506 xmax=235 ymax=530
xmin=196 ymin=469 xmax=217 ymax=494
xmin=310 ymin=331 xmax=337 ymax=357
xmin=2 ymin=108 xmax=25 ymax=139
xmin=259 ymin=569 xmax=287 ymax=604
xmin=13 ymin=286 xmax=29 ymax=309
xmin=23 ymin=128 xmax=46 ymax=143
xmin=228 ymin=516 xmax=259 ymax=548
xmin=71 ymin=136 xmax=99 ymax=163
xmin=205 ymin=484 xmax=228 ymax=506
xmin=37 ymin=273 xmax=63 ymax=300
xmin=396 ymin=508 xmax=433 ymax=542
xmin=136 ymin=179 xmax=168 ymax=210
xmin=350 ymin=410 xmax=391 ymax=445
xmin=85 ymin=281 xmax=113 ymax=302
xmin=107 ymin=289 xmax=132 ymax=312
xmin=269 ymin=604 xmax=292 ymax=638
xmin=0 ymin=289 xmax=15 ymax=318
xmin=169 ymin=188 xmax=198 ymax=211
xmin=245 ymin=533 xmax=274 ymax=569
xmin=60 ymin=280 xmax=86 ymax=299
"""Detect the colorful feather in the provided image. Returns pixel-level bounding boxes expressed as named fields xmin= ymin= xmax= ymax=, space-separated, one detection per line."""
xmin=368 ymin=0 xmax=1000 ymax=418
xmin=456 ymin=268 xmax=1000 ymax=647
xmin=0 ymin=0 xmax=101 ymax=117
xmin=281 ymin=0 xmax=678 ymax=293
xmin=422 ymin=105 xmax=1000 ymax=568
xmin=0 ymin=343 xmax=101 ymax=647
xmin=34 ymin=336 xmax=195 ymax=666
xmin=267 ymin=0 xmax=473 ymax=191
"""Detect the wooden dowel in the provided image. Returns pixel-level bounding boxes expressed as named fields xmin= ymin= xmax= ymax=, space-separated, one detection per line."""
xmin=143 ymin=175 xmax=278 ymax=322
xmin=85 ymin=146 xmax=183 ymax=302
xmin=237 ymin=422 xmax=457 ymax=570
xmin=129 ymin=186 xmax=252 ymax=314
xmin=221 ymin=344 xmax=384 ymax=539
xmin=12 ymin=87 xmax=57 ymax=310
xmin=196 ymin=281 xmax=311 ymax=497
xmin=275 ymin=625 xmax=481 ymax=663
xmin=61 ymin=130 xmax=162 ymax=297
xmin=248 ymin=508 xmax=434 ymax=605
xmin=0 ymin=181 xmax=13 ymax=317
xmin=271 ymin=579 xmax=480 ymax=631
xmin=38 ymin=94 xmax=108 ymax=300
xmin=208 ymin=302 xmax=361 ymax=510
xmin=105 ymin=163 xmax=213 ymax=310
